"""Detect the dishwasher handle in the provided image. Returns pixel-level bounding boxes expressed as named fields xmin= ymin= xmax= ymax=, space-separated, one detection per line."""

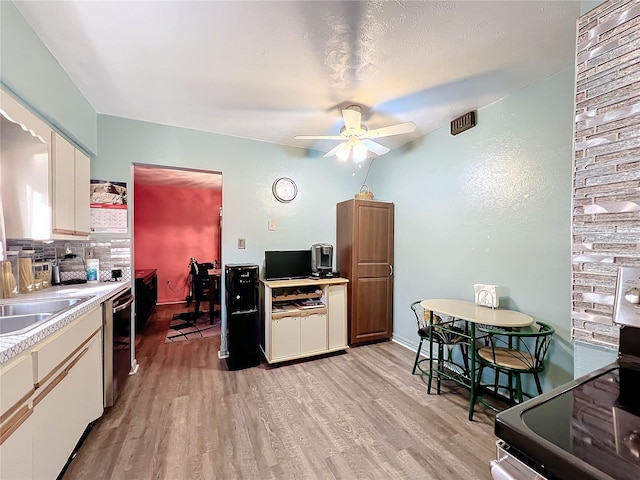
xmin=113 ymin=294 xmax=135 ymax=313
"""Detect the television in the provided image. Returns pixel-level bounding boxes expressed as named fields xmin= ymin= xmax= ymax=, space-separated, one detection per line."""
xmin=264 ymin=250 xmax=312 ymax=280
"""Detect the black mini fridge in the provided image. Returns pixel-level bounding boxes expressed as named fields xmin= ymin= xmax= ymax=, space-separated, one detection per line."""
xmin=225 ymin=263 xmax=260 ymax=370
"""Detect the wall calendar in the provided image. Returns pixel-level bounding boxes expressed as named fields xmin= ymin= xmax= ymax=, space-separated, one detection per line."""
xmin=90 ymin=180 xmax=128 ymax=233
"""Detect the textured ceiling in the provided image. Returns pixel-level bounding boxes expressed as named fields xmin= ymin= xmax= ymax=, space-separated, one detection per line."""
xmin=14 ymin=0 xmax=580 ymax=158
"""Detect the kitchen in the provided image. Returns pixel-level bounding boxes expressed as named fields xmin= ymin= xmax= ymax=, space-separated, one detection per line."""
xmin=1 ymin=0 xmax=638 ymax=479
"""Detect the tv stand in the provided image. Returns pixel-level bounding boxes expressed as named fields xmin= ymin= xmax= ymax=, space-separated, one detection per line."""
xmin=260 ymin=277 xmax=349 ymax=364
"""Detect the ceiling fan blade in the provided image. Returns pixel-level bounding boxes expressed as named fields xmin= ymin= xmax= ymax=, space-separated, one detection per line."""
xmin=342 ymin=107 xmax=361 ymax=132
xmin=361 ymin=121 xmax=416 ymax=139
xmin=324 ymin=142 xmax=347 ymax=157
xmin=295 ymin=135 xmax=344 ymax=140
xmin=362 ymin=139 xmax=390 ymax=156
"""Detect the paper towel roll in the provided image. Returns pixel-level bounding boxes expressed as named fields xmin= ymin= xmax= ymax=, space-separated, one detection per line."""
xmin=87 ymin=259 xmax=100 ymax=283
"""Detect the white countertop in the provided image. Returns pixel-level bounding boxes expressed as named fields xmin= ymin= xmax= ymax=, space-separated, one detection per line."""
xmin=0 ymin=281 xmax=131 ymax=365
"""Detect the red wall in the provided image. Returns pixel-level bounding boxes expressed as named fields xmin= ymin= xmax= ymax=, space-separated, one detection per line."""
xmin=134 ymin=183 xmax=221 ymax=304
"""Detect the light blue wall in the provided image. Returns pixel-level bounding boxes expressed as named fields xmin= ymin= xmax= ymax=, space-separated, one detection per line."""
xmin=0 ymin=1 xmax=97 ymax=153
xmin=574 ymin=341 xmax=617 ymax=377
xmin=581 ymin=0 xmax=604 ymax=14
xmin=97 ymin=115 xmax=364 ymax=263
xmin=372 ymin=67 xmax=577 ymax=389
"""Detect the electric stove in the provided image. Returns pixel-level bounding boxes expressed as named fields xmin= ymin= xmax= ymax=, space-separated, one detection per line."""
xmin=493 ymin=267 xmax=640 ymax=480
xmin=495 ymin=363 xmax=640 ymax=479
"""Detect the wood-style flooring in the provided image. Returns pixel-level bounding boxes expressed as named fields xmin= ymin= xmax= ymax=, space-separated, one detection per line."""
xmin=62 ymin=304 xmax=498 ymax=480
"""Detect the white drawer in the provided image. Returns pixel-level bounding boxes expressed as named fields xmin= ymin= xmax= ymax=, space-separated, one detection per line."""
xmin=32 ymin=307 xmax=101 ymax=386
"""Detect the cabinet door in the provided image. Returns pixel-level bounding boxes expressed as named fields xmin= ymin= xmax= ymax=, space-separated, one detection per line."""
xmin=32 ymin=332 xmax=103 ymax=480
xmin=1 ymin=88 xmax=52 ymax=240
xmin=0 ymin=353 xmax=34 ymax=480
xmin=0 ymin=412 xmax=33 ymax=480
xmin=352 ymin=276 xmax=393 ymax=344
xmin=327 ymin=285 xmax=347 ymax=349
xmin=74 ymin=148 xmax=91 ymax=235
xmin=52 ymin=131 xmax=76 ymax=235
xmin=272 ymin=315 xmax=300 ymax=360
xmin=352 ymin=201 xmax=394 ymax=345
xmin=300 ymin=312 xmax=327 ymax=355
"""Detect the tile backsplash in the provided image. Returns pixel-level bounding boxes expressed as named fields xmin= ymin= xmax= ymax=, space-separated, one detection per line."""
xmin=6 ymin=238 xmax=131 ymax=283
xmin=571 ymin=0 xmax=640 ymax=349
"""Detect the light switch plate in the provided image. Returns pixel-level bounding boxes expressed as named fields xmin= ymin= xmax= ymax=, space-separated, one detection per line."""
xmin=238 ymin=238 xmax=246 ymax=249
xmin=268 ymin=220 xmax=276 ymax=231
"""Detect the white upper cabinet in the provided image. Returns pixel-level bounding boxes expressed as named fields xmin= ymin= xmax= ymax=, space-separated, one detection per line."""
xmin=51 ymin=132 xmax=91 ymax=237
xmin=1 ymin=88 xmax=90 ymax=240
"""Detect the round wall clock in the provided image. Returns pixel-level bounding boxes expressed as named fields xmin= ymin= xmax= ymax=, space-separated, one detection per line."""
xmin=272 ymin=177 xmax=298 ymax=203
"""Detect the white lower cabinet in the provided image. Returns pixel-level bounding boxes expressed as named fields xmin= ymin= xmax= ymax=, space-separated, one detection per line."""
xmin=262 ymin=278 xmax=348 ymax=364
xmin=271 ymin=312 xmax=328 ymax=361
xmin=0 ymin=306 xmax=103 ymax=479
xmin=327 ymin=284 xmax=347 ymax=350
xmin=32 ymin=332 xmax=102 ymax=480
xmin=272 ymin=315 xmax=301 ymax=360
xmin=0 ymin=412 xmax=33 ymax=480
xmin=0 ymin=352 xmax=34 ymax=480
xmin=300 ymin=312 xmax=328 ymax=355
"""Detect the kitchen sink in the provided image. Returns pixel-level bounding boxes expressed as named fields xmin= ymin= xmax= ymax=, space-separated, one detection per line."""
xmin=0 ymin=313 xmax=53 ymax=335
xmin=0 ymin=297 xmax=91 ymax=336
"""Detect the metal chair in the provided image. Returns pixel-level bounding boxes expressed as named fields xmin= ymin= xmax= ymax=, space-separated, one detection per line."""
xmin=471 ymin=321 xmax=554 ymax=416
xmin=410 ymin=301 xmax=469 ymax=393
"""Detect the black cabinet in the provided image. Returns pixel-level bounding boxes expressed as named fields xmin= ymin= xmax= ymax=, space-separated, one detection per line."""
xmin=135 ymin=269 xmax=157 ymax=330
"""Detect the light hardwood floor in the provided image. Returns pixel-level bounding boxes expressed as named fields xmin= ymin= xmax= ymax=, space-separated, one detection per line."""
xmin=62 ymin=304 xmax=498 ymax=480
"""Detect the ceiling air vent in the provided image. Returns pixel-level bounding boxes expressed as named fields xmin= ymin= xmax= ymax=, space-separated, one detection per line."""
xmin=450 ymin=111 xmax=476 ymax=136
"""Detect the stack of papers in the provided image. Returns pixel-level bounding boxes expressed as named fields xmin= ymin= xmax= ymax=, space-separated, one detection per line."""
xmin=295 ymin=299 xmax=325 ymax=309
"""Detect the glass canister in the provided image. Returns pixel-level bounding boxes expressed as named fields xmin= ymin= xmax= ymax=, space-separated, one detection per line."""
xmin=18 ymin=255 xmax=35 ymax=294
xmin=33 ymin=261 xmax=51 ymax=289
xmin=0 ymin=260 xmax=17 ymax=298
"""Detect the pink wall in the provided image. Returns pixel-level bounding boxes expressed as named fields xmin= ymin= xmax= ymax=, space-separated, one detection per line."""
xmin=134 ymin=183 xmax=221 ymax=304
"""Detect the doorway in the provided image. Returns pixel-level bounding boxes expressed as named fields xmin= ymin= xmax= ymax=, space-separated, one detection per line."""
xmin=132 ymin=164 xmax=222 ymax=310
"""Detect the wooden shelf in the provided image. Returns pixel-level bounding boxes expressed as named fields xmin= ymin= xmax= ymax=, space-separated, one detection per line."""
xmin=272 ymin=292 xmax=322 ymax=302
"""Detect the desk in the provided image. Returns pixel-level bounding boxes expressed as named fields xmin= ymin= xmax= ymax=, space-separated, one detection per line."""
xmin=420 ymin=299 xmax=533 ymax=420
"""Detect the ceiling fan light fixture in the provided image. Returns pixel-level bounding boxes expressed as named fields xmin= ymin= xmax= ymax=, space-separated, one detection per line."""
xmin=336 ymin=142 xmax=351 ymax=162
xmin=295 ymin=104 xmax=415 ymax=164
xmin=352 ymin=142 xmax=368 ymax=163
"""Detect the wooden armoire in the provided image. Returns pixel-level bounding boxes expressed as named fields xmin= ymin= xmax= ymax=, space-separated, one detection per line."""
xmin=336 ymin=199 xmax=394 ymax=346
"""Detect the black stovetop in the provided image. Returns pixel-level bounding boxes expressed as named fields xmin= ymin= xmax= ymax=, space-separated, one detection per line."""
xmin=495 ymin=364 xmax=640 ymax=480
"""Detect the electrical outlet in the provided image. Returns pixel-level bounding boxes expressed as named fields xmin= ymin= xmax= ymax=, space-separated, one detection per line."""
xmin=84 ymin=247 xmax=95 ymax=259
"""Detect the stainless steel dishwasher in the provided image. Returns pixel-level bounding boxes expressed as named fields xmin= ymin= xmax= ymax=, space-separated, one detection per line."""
xmin=103 ymin=288 xmax=134 ymax=407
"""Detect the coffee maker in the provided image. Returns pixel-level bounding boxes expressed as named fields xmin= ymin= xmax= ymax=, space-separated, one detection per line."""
xmin=311 ymin=243 xmax=333 ymax=277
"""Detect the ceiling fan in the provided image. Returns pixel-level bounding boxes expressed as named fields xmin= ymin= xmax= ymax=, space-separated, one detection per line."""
xmin=295 ymin=105 xmax=416 ymax=162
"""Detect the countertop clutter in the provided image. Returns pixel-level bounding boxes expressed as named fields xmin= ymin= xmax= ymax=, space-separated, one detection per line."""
xmin=0 ymin=281 xmax=130 ymax=364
